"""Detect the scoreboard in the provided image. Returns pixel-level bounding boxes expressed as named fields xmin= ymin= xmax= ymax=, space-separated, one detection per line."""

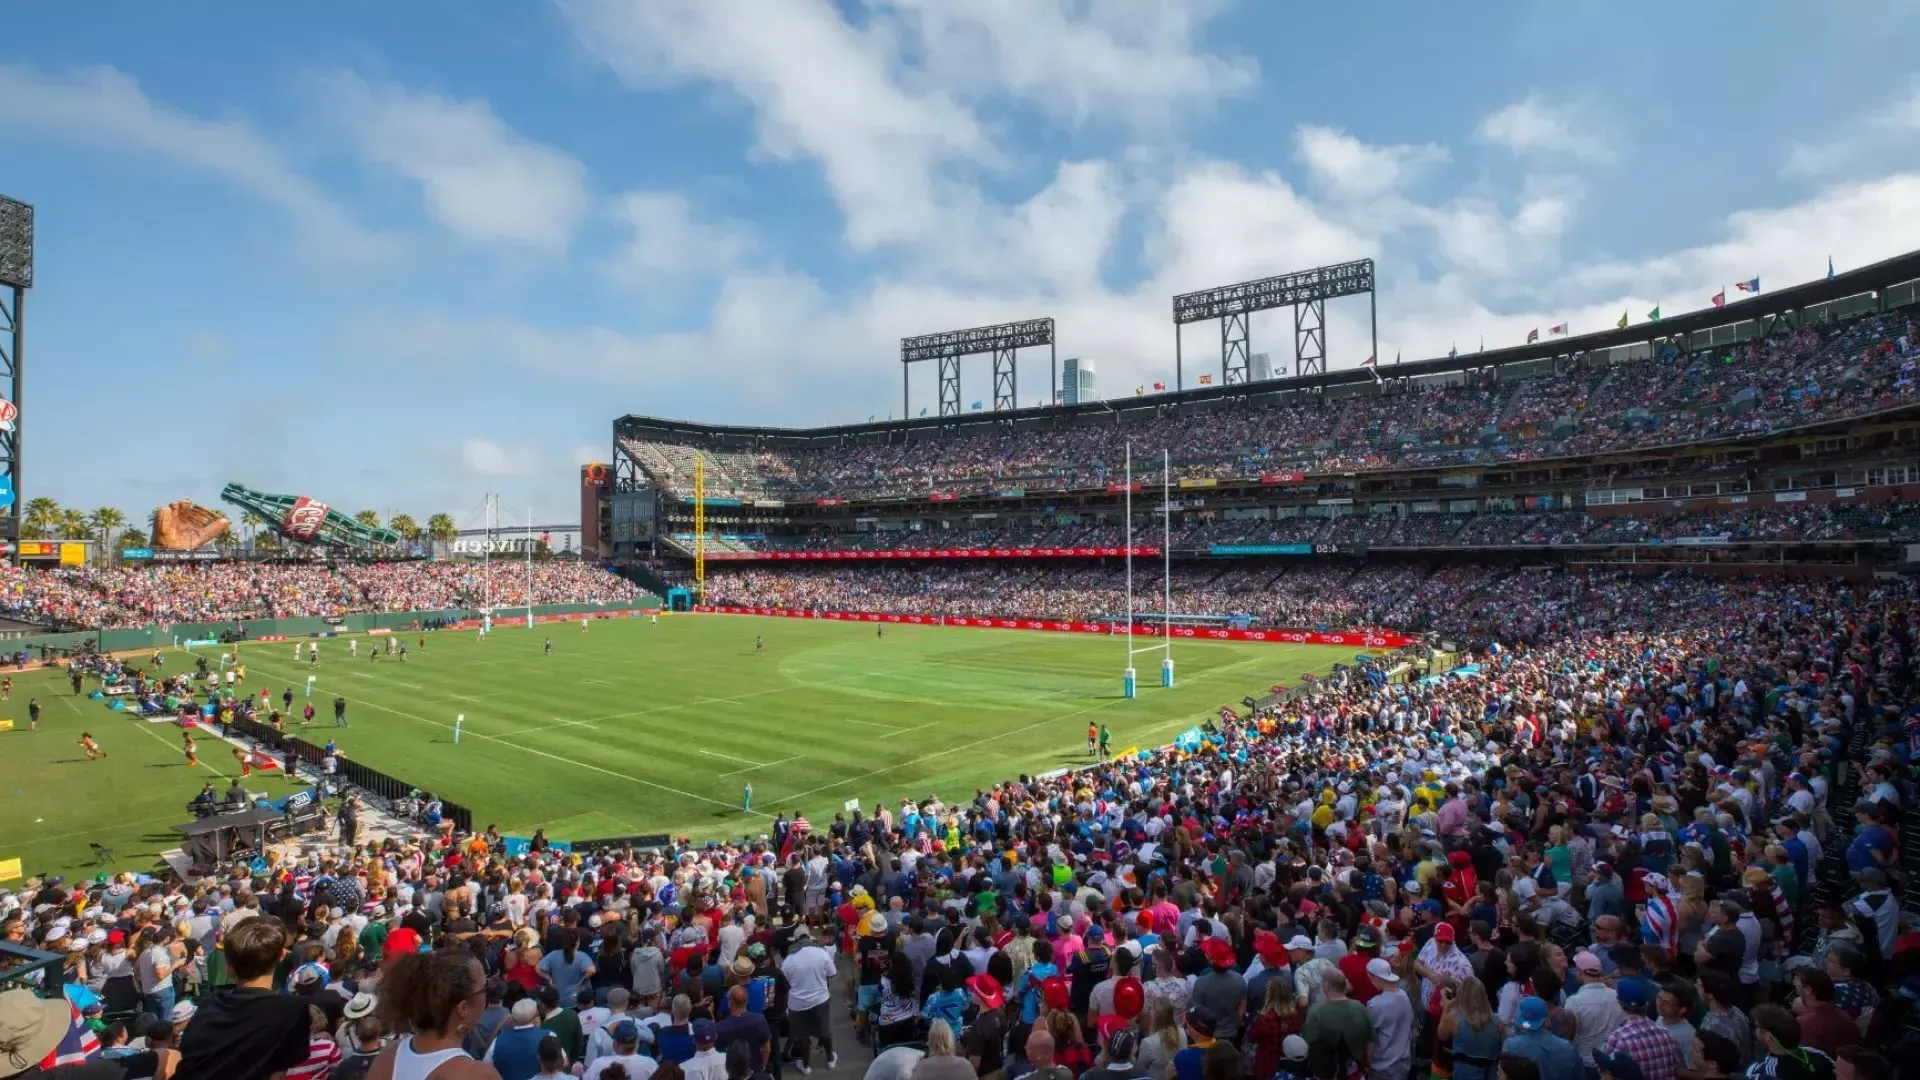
xmin=17 ymin=541 xmax=87 ymax=565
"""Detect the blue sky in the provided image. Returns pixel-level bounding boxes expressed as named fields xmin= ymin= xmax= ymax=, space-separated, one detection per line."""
xmin=7 ymin=0 xmax=1920 ymax=527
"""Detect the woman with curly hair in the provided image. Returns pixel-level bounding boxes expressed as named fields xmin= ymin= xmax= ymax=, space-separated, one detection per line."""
xmin=367 ymin=947 xmax=502 ymax=1079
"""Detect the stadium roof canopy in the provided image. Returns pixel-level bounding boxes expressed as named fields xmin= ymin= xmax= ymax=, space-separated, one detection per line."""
xmin=616 ymin=247 xmax=1920 ymax=447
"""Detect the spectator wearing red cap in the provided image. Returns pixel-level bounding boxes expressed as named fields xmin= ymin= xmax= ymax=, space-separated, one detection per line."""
xmin=1414 ymin=923 xmax=1471 ymax=1019
xmin=381 ymin=926 xmax=421 ymax=967
xmin=1190 ymin=938 xmax=1246 ymax=1042
xmin=964 ymin=975 xmax=1006 ymax=1076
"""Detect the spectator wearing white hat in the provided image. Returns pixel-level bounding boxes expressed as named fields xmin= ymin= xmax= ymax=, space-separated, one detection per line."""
xmin=1364 ymin=957 xmax=1413 ymax=1080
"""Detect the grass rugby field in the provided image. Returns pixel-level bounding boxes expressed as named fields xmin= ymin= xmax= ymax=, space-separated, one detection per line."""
xmin=1 ymin=614 xmax=1365 ymax=878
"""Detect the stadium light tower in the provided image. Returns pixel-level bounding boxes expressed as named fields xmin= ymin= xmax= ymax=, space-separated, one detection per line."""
xmin=0 ymin=195 xmax=31 ymax=562
xmin=901 ymin=318 xmax=1055 ymax=418
xmin=1171 ymin=258 xmax=1376 ymax=389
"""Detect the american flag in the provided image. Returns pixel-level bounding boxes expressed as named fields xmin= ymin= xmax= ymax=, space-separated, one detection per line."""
xmin=42 ymin=1001 xmax=102 ymax=1067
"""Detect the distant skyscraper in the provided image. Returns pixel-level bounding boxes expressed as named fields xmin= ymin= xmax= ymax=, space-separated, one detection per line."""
xmin=1249 ymin=352 xmax=1274 ymax=382
xmin=1061 ymin=357 xmax=1097 ymax=404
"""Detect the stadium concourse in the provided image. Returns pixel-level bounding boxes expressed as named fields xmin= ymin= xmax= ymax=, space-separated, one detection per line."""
xmin=1 ymin=564 xmax=1914 ymax=1080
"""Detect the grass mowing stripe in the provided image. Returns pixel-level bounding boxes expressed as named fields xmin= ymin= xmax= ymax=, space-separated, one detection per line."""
xmin=207 ymin=618 xmax=1362 ymax=845
xmin=236 ymin=649 xmax=768 ymax=818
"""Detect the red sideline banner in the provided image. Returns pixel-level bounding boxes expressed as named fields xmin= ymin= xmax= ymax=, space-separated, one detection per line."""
xmin=704 ymin=546 xmax=1160 ymax=562
xmin=693 ymin=605 xmax=1412 ymax=648
xmin=928 ymin=492 xmax=960 ymax=502
xmin=1259 ymin=472 xmax=1306 ymax=484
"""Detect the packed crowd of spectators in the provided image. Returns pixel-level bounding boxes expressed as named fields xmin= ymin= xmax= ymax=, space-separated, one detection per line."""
xmin=705 ymin=562 xmax=1434 ymax=633
xmin=667 ymin=501 xmax=1920 ymax=562
xmin=0 ymin=561 xmax=644 ymax=630
xmin=622 ymin=311 xmax=1920 ymax=500
xmin=4 ymin=565 xmax=1915 ymax=1080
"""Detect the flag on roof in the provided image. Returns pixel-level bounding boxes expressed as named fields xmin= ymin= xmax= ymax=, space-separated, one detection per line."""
xmin=1550 ymin=323 xmax=1568 ymax=336
xmin=970 ymin=400 xmax=983 ymax=410
xmin=1526 ymin=328 xmax=1539 ymax=344
xmin=1448 ymin=344 xmax=1457 ymax=358
xmin=1735 ymin=277 xmax=1760 ymax=292
xmin=1133 ymin=386 xmax=1144 ymax=397
xmin=1197 ymin=374 xmax=1213 ymax=385
xmin=1152 ymin=381 xmax=1166 ymax=391
xmin=1827 ymin=255 xmax=1835 ymax=279
xmin=1711 ymin=290 xmax=1726 ymax=309
xmin=1361 ymin=355 xmax=1376 ymax=367
xmin=919 ymin=407 xmax=928 ymax=417
xmin=1616 ymin=311 xmax=1628 ymax=329
xmin=1646 ymin=306 xmax=1661 ymax=322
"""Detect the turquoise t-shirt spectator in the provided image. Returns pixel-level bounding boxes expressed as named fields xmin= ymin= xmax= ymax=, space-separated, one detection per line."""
xmin=539 ymin=947 xmax=596 ymax=1004
xmin=1017 ymin=962 xmax=1058 ymax=1023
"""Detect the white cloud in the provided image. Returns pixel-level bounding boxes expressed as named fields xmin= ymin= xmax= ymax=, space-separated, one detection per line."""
xmin=1556 ymin=174 xmax=1920 ymax=303
xmin=560 ymin=0 xmax=987 ymax=250
xmin=1476 ymin=93 xmax=1610 ymax=161
xmin=603 ymin=191 xmax=751 ymax=288
xmin=325 ymin=72 xmax=589 ymax=250
xmin=0 ymin=62 xmax=387 ymax=261
xmin=874 ymin=0 xmax=1256 ymax=128
xmin=461 ymin=437 xmax=543 ymax=477
xmin=1784 ymin=81 xmax=1920 ymax=178
xmin=1154 ymin=161 xmax=1377 ymax=291
xmin=1294 ymin=125 xmax=1447 ymax=200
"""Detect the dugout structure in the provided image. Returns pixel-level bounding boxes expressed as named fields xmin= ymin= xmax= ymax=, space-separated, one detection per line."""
xmin=902 ymin=318 xmax=1055 ymax=419
xmin=1172 ymin=258 xmax=1376 ymax=389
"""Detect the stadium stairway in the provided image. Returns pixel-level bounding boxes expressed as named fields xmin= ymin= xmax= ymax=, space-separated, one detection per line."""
xmin=621 ymin=562 xmax=674 ymax=600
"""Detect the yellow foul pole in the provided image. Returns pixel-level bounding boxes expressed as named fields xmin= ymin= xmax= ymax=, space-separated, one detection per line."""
xmin=693 ymin=454 xmax=706 ymax=606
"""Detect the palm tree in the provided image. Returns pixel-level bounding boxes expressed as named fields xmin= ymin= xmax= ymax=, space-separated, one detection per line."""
xmin=21 ymin=497 xmax=58 ymax=540
xmin=354 ymin=510 xmax=381 ymax=529
xmin=388 ymin=513 xmax=421 ymax=541
xmin=117 ymin=527 xmax=146 ymax=549
xmin=86 ymin=507 xmax=127 ymax=566
xmin=57 ymin=508 xmax=88 ymax=539
xmin=426 ymin=513 xmax=457 ymax=543
xmin=87 ymin=506 xmax=126 ymax=543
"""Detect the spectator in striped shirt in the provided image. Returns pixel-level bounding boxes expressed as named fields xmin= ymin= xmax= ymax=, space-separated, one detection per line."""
xmin=284 ymin=1003 xmax=343 ymax=1080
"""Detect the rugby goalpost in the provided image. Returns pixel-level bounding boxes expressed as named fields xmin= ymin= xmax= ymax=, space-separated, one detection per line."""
xmin=1122 ymin=443 xmax=1172 ymax=699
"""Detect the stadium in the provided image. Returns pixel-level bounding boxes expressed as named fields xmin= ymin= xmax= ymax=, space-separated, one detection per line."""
xmin=1 ymin=14 xmax=1918 ymax=1080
